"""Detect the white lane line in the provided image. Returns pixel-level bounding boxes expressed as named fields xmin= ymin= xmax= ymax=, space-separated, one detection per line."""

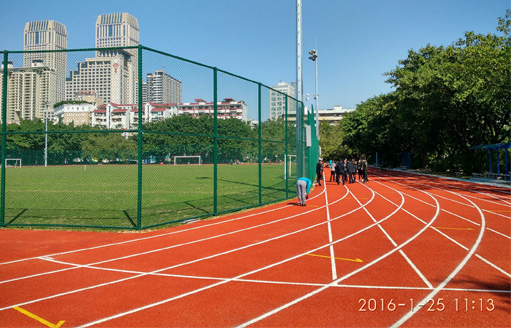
xmin=382 ymin=171 xmax=511 ymax=207
xmin=474 ymin=254 xmax=511 ymax=278
xmin=0 ymin=188 xmax=336 ymax=285
xmin=0 ymin=187 xmax=359 ymax=312
xmin=408 ymin=176 xmax=511 ymax=206
xmin=376 ymin=174 xmax=511 ymax=238
xmin=390 ymin=189 xmax=486 ymax=327
xmin=0 ymin=188 xmax=328 ymax=267
xmin=40 ymin=256 xmax=511 ymax=293
xmin=81 ymin=193 xmax=404 ymax=327
xmin=373 ymin=178 xmax=511 ymax=277
xmin=355 ymin=183 xmax=433 ymax=289
xmin=322 ymin=172 xmax=338 ymax=280
xmin=237 ymin=183 xmax=440 ymax=328
xmin=77 ymin=179 xmax=411 ymax=327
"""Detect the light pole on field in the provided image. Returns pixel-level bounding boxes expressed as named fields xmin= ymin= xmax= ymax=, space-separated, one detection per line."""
xmin=309 ymin=49 xmax=319 ymax=140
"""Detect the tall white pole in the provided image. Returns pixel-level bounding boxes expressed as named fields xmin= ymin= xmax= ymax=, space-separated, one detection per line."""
xmin=296 ymin=0 xmax=304 ymax=178
xmin=296 ymin=0 xmax=303 ymax=103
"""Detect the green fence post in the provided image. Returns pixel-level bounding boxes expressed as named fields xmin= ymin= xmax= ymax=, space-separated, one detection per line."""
xmin=0 ymin=51 xmax=8 ymax=227
xmin=213 ymin=67 xmax=218 ymax=215
xmin=296 ymin=101 xmax=304 ymax=179
xmin=136 ymin=45 xmax=143 ymax=230
xmin=285 ymin=95 xmax=288 ymax=199
xmin=258 ymin=83 xmax=262 ymax=205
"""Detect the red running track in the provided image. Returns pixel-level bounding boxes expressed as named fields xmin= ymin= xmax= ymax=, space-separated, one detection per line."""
xmin=0 ymin=168 xmax=510 ymax=327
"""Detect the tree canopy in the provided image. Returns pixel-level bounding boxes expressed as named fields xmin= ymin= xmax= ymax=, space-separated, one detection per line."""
xmin=338 ymin=10 xmax=510 ymax=172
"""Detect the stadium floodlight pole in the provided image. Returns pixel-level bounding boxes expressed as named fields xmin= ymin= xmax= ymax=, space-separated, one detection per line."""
xmin=44 ymin=101 xmax=48 ymax=167
xmin=296 ymin=0 xmax=303 ymax=103
xmin=296 ymin=0 xmax=305 ymax=178
xmin=309 ymin=48 xmax=320 ymax=140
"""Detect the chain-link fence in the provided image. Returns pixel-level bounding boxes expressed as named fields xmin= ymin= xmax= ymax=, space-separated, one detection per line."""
xmin=0 ymin=46 xmax=318 ymax=230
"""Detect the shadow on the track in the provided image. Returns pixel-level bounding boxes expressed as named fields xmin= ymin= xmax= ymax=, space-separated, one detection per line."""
xmin=449 ymin=274 xmax=511 ymax=312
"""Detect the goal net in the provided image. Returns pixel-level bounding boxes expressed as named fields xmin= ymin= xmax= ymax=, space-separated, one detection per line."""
xmin=5 ymin=158 xmax=22 ymax=168
xmin=174 ymin=156 xmax=202 ymax=165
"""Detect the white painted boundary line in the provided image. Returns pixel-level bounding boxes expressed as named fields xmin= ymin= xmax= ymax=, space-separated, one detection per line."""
xmin=321 ymin=172 xmax=338 ymax=280
xmin=237 ymin=181 xmax=440 ymax=328
xmin=0 ymin=187 xmax=339 ymax=286
xmin=78 ymin=190 xmax=394 ymax=327
xmin=377 ymin=173 xmax=511 ymax=234
xmin=0 ymin=186 xmax=357 ymax=311
xmin=390 ymin=191 xmax=486 ymax=327
xmin=383 ymin=171 xmax=511 ymax=206
xmin=77 ymin=176 xmax=412 ymax=327
xmin=354 ymin=184 xmax=433 ymax=289
xmin=36 ymin=256 xmax=511 ymax=295
xmin=373 ymin=178 xmax=511 ymax=280
xmin=0 ymin=187 xmax=328 ymax=267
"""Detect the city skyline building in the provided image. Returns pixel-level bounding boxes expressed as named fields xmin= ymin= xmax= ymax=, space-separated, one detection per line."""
xmin=54 ymin=102 xmax=95 ymax=126
xmin=0 ymin=60 xmax=57 ymax=124
xmin=95 ymin=13 xmax=139 ymax=104
xmin=66 ymin=50 xmax=134 ymax=104
xmin=317 ymin=106 xmax=355 ymax=125
xmin=270 ymin=81 xmax=296 ymax=120
xmin=144 ymin=68 xmax=182 ymax=105
xmin=23 ymin=20 xmax=67 ymax=104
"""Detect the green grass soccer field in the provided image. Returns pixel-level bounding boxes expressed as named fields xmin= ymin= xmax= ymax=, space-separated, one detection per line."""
xmin=2 ymin=163 xmax=297 ymax=229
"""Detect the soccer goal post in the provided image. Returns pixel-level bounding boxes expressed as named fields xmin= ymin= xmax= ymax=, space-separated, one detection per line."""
xmin=5 ymin=158 xmax=22 ymax=168
xmin=284 ymin=154 xmax=296 ymax=177
xmin=174 ymin=155 xmax=202 ymax=165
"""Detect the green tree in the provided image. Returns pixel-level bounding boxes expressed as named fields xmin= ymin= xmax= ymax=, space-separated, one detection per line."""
xmin=318 ymin=120 xmax=348 ymax=160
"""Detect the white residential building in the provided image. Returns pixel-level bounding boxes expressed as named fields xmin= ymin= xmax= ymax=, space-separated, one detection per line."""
xmin=0 ymin=61 xmax=56 ymax=124
xmin=91 ymin=102 xmax=177 ymax=129
xmin=270 ymin=82 xmax=296 ymax=120
xmin=66 ymin=50 xmax=134 ymax=104
xmin=179 ymin=98 xmax=248 ymax=122
xmin=92 ymin=103 xmax=135 ymax=129
xmin=90 ymin=98 xmax=247 ymax=130
xmin=317 ymin=106 xmax=355 ymax=125
xmin=23 ymin=20 xmax=67 ymax=103
xmin=133 ymin=102 xmax=177 ymax=127
xmin=144 ymin=69 xmax=182 ymax=104
xmin=54 ymin=102 xmax=96 ymax=126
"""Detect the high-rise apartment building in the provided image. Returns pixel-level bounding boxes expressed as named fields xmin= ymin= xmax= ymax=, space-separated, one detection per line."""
xmin=23 ymin=20 xmax=67 ymax=104
xmin=0 ymin=61 xmax=57 ymax=124
xmin=95 ymin=13 xmax=139 ymax=103
xmin=270 ymin=82 xmax=296 ymax=120
xmin=145 ymin=69 xmax=182 ymax=104
xmin=66 ymin=50 xmax=133 ymax=104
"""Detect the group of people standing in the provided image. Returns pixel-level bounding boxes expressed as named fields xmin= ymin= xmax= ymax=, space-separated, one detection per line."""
xmin=298 ymin=157 xmax=369 ymax=206
xmin=326 ymin=158 xmax=369 ymax=185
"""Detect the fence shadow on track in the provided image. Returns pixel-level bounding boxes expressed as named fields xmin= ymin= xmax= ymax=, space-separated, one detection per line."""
xmin=449 ymin=274 xmax=511 ymax=312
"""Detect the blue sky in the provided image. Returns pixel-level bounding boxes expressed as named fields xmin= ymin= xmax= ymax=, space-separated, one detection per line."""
xmin=1 ymin=0 xmax=508 ymax=110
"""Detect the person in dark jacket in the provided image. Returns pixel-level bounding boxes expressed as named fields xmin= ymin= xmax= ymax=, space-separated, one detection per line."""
xmin=335 ymin=159 xmax=344 ymax=185
xmin=362 ymin=158 xmax=369 ymax=183
xmin=357 ymin=159 xmax=363 ymax=182
xmin=348 ymin=159 xmax=356 ymax=183
xmin=316 ymin=159 xmax=324 ymax=186
xmin=342 ymin=159 xmax=348 ymax=184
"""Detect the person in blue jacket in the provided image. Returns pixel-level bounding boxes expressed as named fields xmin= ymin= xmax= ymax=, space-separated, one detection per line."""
xmin=296 ymin=177 xmax=312 ymax=206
